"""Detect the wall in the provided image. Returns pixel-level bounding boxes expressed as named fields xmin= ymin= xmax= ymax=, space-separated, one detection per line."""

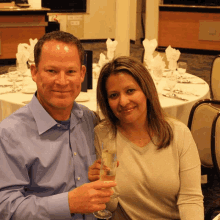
xmin=48 ymin=0 xmax=138 ymax=41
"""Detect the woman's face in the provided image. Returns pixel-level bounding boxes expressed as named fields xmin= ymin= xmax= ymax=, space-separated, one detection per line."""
xmin=106 ymin=72 xmax=147 ymax=127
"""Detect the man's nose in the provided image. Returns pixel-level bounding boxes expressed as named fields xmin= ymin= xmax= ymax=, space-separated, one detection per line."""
xmin=56 ymin=71 xmax=69 ymax=85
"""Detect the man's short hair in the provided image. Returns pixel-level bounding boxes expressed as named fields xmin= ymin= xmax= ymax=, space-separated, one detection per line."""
xmin=34 ymin=31 xmax=85 ymax=67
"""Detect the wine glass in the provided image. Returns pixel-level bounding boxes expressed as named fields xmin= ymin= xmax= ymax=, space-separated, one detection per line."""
xmin=165 ymin=71 xmax=178 ymax=97
xmin=93 ymin=143 xmax=117 ymax=219
xmin=16 ymin=62 xmax=28 ymax=89
xmin=152 ymin=68 xmax=163 ymax=86
xmin=177 ymin=61 xmax=187 ymax=83
xmin=8 ymin=67 xmax=19 ymax=92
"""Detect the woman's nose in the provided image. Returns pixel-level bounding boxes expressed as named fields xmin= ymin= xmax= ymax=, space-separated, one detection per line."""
xmin=119 ymin=94 xmax=129 ymax=106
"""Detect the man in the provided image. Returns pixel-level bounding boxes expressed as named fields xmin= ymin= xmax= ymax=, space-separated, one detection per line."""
xmin=0 ymin=31 xmax=116 ymax=220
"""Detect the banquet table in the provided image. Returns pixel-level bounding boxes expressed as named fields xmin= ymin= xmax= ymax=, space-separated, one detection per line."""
xmin=0 ymin=70 xmax=210 ymax=125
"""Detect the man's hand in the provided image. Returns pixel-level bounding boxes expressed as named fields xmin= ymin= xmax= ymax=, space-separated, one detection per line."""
xmin=88 ymin=159 xmax=119 ymax=182
xmin=88 ymin=159 xmax=102 ymax=182
xmin=68 ymin=180 xmax=117 ymax=214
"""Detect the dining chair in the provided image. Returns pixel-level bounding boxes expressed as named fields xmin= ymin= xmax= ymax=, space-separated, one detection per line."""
xmin=188 ymin=99 xmax=220 ymax=187
xmin=204 ymin=108 xmax=220 ymax=220
xmin=210 ymin=55 xmax=220 ymax=100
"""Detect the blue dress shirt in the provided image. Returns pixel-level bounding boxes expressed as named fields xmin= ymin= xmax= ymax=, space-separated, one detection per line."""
xmin=0 ymin=93 xmax=97 ymax=220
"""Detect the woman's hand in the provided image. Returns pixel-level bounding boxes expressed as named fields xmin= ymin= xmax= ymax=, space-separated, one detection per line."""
xmin=88 ymin=159 xmax=102 ymax=182
xmin=88 ymin=159 xmax=119 ymax=182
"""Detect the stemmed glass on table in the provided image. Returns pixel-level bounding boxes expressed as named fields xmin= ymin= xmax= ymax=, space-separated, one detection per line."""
xmin=152 ymin=68 xmax=163 ymax=86
xmin=8 ymin=67 xmax=19 ymax=92
xmin=165 ymin=69 xmax=178 ymax=98
xmin=93 ymin=143 xmax=118 ymax=220
xmin=152 ymin=68 xmax=163 ymax=94
xmin=177 ymin=61 xmax=187 ymax=83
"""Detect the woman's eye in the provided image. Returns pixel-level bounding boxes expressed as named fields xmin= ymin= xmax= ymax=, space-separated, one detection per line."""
xmin=127 ymin=89 xmax=135 ymax=94
xmin=109 ymin=93 xmax=118 ymax=99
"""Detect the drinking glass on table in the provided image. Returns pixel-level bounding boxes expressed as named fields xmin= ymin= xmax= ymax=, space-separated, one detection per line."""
xmin=177 ymin=61 xmax=187 ymax=82
xmin=93 ymin=143 xmax=118 ymax=220
xmin=165 ymin=70 xmax=178 ymax=97
xmin=8 ymin=67 xmax=19 ymax=92
xmin=152 ymin=68 xmax=163 ymax=86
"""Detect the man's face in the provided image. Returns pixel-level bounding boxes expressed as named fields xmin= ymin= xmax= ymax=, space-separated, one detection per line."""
xmin=31 ymin=40 xmax=85 ymax=114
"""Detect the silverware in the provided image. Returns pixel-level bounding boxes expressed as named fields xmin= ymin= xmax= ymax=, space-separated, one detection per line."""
xmin=164 ymin=88 xmax=199 ymax=96
xmin=0 ymin=85 xmax=12 ymax=88
xmin=162 ymin=93 xmax=188 ymax=101
xmin=0 ymin=91 xmax=14 ymax=95
xmin=177 ymin=79 xmax=205 ymax=84
xmin=0 ymin=88 xmax=22 ymax=95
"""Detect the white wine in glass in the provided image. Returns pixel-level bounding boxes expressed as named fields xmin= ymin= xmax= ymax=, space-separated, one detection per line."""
xmin=93 ymin=144 xmax=117 ymax=220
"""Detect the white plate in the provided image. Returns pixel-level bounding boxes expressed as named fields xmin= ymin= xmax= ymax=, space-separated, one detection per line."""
xmin=22 ymin=87 xmax=36 ymax=94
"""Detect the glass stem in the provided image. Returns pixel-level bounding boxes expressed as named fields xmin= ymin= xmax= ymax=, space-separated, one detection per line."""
xmin=13 ymin=82 xmax=16 ymax=92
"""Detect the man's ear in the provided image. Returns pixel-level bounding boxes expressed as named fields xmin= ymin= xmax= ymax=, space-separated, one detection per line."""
xmin=80 ymin=65 xmax=86 ymax=83
xmin=30 ymin=64 xmax=38 ymax=83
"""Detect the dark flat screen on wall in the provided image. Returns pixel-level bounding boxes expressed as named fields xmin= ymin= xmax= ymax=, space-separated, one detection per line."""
xmin=163 ymin=0 xmax=220 ymax=5
xmin=42 ymin=0 xmax=87 ymax=12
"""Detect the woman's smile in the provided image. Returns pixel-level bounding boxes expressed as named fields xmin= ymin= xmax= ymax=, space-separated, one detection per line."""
xmin=120 ymin=107 xmax=136 ymax=114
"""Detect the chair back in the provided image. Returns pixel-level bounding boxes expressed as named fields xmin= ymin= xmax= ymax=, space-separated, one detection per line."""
xmin=188 ymin=99 xmax=220 ymax=168
xmin=211 ymin=112 xmax=220 ymax=179
xmin=210 ymin=55 xmax=220 ymax=100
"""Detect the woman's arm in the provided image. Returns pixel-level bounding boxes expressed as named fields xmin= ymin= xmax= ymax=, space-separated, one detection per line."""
xmin=177 ymin=126 xmax=204 ymax=220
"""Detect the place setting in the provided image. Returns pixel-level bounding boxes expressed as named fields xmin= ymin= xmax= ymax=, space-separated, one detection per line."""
xmin=161 ymin=70 xmax=202 ymax=101
xmin=143 ymin=42 xmax=207 ymax=102
xmin=0 ymin=66 xmax=23 ymax=95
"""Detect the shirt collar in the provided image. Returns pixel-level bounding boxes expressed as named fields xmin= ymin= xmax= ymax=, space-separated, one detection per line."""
xmin=29 ymin=92 xmax=84 ymax=135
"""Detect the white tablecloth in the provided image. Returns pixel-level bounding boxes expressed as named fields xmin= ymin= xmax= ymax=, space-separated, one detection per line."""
xmin=0 ymin=71 xmax=210 ymax=125
xmin=158 ymin=73 xmax=210 ymax=124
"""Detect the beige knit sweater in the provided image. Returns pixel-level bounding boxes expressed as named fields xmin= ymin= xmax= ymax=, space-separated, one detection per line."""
xmin=94 ymin=118 xmax=204 ymax=220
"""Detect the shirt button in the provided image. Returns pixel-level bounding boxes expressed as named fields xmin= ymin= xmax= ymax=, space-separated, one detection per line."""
xmin=57 ymin=124 xmax=61 ymax=127
xmin=77 ymin=177 xmax=80 ymax=181
xmin=74 ymin=152 xmax=77 ymax=156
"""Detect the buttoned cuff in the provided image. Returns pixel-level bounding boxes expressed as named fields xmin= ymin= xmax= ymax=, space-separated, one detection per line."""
xmin=48 ymin=192 xmax=72 ymax=219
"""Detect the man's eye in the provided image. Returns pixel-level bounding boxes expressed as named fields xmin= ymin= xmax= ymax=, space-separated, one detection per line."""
xmin=67 ymin=70 xmax=76 ymax=74
xmin=47 ymin=69 xmax=56 ymax=73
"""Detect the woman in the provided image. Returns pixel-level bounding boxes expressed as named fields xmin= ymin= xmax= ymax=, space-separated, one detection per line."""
xmin=89 ymin=56 xmax=204 ymax=220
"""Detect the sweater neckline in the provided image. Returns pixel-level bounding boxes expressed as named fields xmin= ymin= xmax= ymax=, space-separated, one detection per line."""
xmin=117 ymin=130 xmax=155 ymax=154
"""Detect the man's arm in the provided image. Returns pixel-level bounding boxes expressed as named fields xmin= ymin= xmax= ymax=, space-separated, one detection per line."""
xmin=0 ymin=137 xmax=116 ymax=220
xmin=0 ymin=136 xmax=73 ymax=220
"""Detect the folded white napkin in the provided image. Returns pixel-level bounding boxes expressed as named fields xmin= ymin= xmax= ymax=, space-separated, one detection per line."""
xmin=17 ymin=44 xmax=29 ymax=63
xmin=16 ymin=44 xmax=30 ymax=74
xmin=143 ymin=39 xmax=158 ymax=69
xmin=165 ymin=45 xmax=181 ymax=70
xmin=16 ymin=38 xmax=38 ymax=75
xmin=106 ymin=38 xmax=118 ymax=61
xmin=28 ymin=38 xmax=38 ymax=63
xmin=98 ymin=53 xmax=108 ymax=68
xmin=151 ymin=54 xmax=166 ymax=71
